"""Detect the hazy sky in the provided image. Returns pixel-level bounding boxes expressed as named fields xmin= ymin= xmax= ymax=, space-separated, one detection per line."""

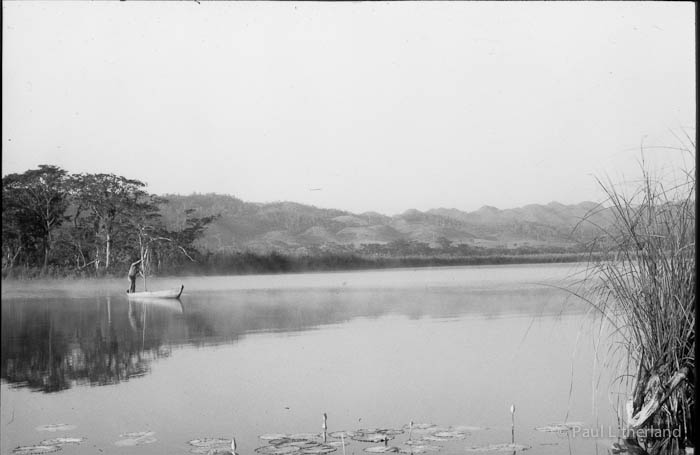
xmin=2 ymin=2 xmax=695 ymax=215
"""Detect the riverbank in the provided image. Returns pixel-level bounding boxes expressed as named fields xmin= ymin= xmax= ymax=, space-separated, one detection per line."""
xmin=1 ymin=251 xmax=606 ymax=280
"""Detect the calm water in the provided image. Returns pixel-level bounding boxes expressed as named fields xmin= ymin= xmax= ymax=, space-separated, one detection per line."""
xmin=1 ymin=264 xmax=621 ymax=454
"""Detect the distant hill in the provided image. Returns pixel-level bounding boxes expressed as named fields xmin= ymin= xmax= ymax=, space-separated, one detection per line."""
xmin=159 ymin=193 xmax=612 ymax=254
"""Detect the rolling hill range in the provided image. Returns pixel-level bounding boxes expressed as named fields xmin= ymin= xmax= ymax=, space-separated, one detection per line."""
xmin=159 ymin=194 xmax=612 ymax=254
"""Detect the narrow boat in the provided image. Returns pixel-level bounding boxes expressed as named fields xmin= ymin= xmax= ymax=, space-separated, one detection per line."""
xmin=126 ymin=284 xmax=184 ymax=299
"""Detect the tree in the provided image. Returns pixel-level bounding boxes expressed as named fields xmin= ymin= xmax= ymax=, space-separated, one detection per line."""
xmin=70 ymin=173 xmax=152 ymax=271
xmin=2 ymin=165 xmax=69 ymax=269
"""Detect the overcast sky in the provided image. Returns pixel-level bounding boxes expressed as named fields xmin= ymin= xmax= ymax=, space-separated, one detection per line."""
xmin=2 ymin=2 xmax=695 ymax=215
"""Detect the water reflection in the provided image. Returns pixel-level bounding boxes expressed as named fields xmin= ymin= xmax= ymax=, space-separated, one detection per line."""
xmin=1 ymin=296 xmax=179 ymax=392
xmin=1 ymin=285 xmax=583 ymax=393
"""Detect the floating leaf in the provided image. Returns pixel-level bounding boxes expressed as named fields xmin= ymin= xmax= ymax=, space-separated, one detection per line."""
xmin=189 ymin=438 xmax=233 ymax=448
xmin=402 ymin=424 xmax=436 ymax=432
xmin=405 ymin=440 xmax=429 ymax=446
xmin=357 ymin=428 xmax=402 ymax=436
xmin=287 ymin=441 xmax=322 ymax=450
xmin=120 ymin=431 xmax=155 ymax=439
xmin=398 ymin=445 xmax=442 ymax=454
xmin=12 ymin=446 xmax=62 ymax=454
xmin=431 ymin=431 xmax=468 ymax=440
xmin=534 ymin=422 xmax=582 ymax=433
xmin=290 ymin=433 xmax=322 ymax=440
xmin=255 ymin=445 xmax=301 ymax=455
xmin=464 ymin=443 xmax=530 ymax=452
xmin=352 ymin=433 xmax=394 ymax=443
xmin=364 ymin=447 xmax=400 ymax=453
xmin=329 ymin=431 xmax=359 ymax=439
xmin=115 ymin=432 xmax=157 ymax=447
xmin=327 ymin=441 xmax=350 ymax=448
xmin=208 ymin=449 xmax=236 ymax=455
xmin=301 ymin=445 xmax=337 ymax=454
xmin=191 ymin=448 xmax=220 ymax=454
xmin=114 ymin=436 xmax=157 ymax=447
xmin=35 ymin=424 xmax=77 ymax=433
xmin=39 ymin=438 xmax=86 ymax=446
xmin=261 ymin=434 xmax=291 ymax=441
xmin=270 ymin=438 xmax=307 ymax=446
xmin=375 ymin=429 xmax=405 ymax=436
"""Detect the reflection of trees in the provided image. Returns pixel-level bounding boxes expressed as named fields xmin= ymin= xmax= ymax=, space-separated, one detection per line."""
xmin=1 ymin=284 xmax=582 ymax=393
xmin=1 ymin=297 xmax=180 ymax=393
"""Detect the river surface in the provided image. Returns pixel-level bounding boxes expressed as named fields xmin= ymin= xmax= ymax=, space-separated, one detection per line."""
xmin=1 ymin=264 xmax=623 ymax=454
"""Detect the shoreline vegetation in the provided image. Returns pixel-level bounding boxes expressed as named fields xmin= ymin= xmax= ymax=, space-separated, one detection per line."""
xmin=580 ymin=142 xmax=695 ymax=454
xmin=1 ymin=250 xmax=606 ymax=280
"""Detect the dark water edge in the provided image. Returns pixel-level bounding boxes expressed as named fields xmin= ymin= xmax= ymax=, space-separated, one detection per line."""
xmin=1 ymin=251 xmax=604 ymax=280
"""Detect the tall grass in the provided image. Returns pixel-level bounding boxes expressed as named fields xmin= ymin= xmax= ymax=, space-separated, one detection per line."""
xmin=581 ymin=142 xmax=695 ymax=454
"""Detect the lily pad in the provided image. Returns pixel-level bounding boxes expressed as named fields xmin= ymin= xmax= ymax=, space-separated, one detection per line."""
xmin=375 ymin=429 xmax=405 ymax=436
xmin=39 ymin=438 xmax=86 ymax=446
xmin=255 ymin=445 xmax=302 ymax=455
xmin=398 ymin=445 xmax=442 ymax=454
xmin=327 ymin=441 xmax=350 ymax=448
xmin=189 ymin=438 xmax=233 ymax=448
xmin=405 ymin=440 xmax=443 ymax=446
xmin=464 ymin=443 xmax=530 ymax=452
xmin=364 ymin=447 xmax=400 ymax=453
xmin=115 ymin=432 xmax=157 ymax=447
xmin=120 ymin=431 xmax=155 ymax=439
xmin=534 ymin=422 xmax=583 ymax=433
xmin=261 ymin=434 xmax=292 ymax=441
xmin=301 ymin=445 xmax=337 ymax=454
xmin=329 ymin=431 xmax=359 ymax=439
xmin=422 ymin=428 xmax=469 ymax=441
xmin=287 ymin=441 xmax=323 ymax=450
xmin=35 ymin=424 xmax=77 ymax=433
xmin=115 ymin=436 xmax=157 ymax=447
xmin=402 ymin=423 xmax=436 ymax=432
xmin=12 ymin=446 xmax=62 ymax=455
xmin=434 ymin=431 xmax=468 ymax=439
xmin=191 ymin=448 xmax=223 ymax=454
xmin=270 ymin=438 xmax=307 ymax=446
xmin=208 ymin=449 xmax=237 ymax=455
xmin=422 ymin=435 xmax=467 ymax=442
xmin=290 ymin=433 xmax=322 ymax=440
xmin=356 ymin=428 xmax=403 ymax=436
xmin=352 ymin=433 xmax=394 ymax=443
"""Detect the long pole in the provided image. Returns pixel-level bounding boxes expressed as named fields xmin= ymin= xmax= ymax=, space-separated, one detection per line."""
xmin=510 ymin=404 xmax=515 ymax=444
xmin=138 ymin=229 xmax=146 ymax=291
xmin=143 ymin=247 xmax=148 ymax=291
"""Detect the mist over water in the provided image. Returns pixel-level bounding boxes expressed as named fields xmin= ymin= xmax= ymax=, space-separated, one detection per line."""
xmin=2 ymin=264 xmax=618 ymax=454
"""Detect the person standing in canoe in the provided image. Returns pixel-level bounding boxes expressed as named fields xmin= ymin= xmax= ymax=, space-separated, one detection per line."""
xmin=127 ymin=259 xmax=144 ymax=293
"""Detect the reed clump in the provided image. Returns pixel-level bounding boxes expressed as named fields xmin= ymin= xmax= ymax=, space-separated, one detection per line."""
xmin=582 ymin=144 xmax=695 ymax=454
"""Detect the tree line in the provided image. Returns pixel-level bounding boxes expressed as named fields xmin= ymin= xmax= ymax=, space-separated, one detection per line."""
xmin=2 ymin=165 xmax=598 ymax=279
xmin=2 ymin=165 xmax=215 ymax=277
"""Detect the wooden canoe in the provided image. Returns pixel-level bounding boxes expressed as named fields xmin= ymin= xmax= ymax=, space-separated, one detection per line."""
xmin=126 ymin=284 xmax=184 ymax=299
